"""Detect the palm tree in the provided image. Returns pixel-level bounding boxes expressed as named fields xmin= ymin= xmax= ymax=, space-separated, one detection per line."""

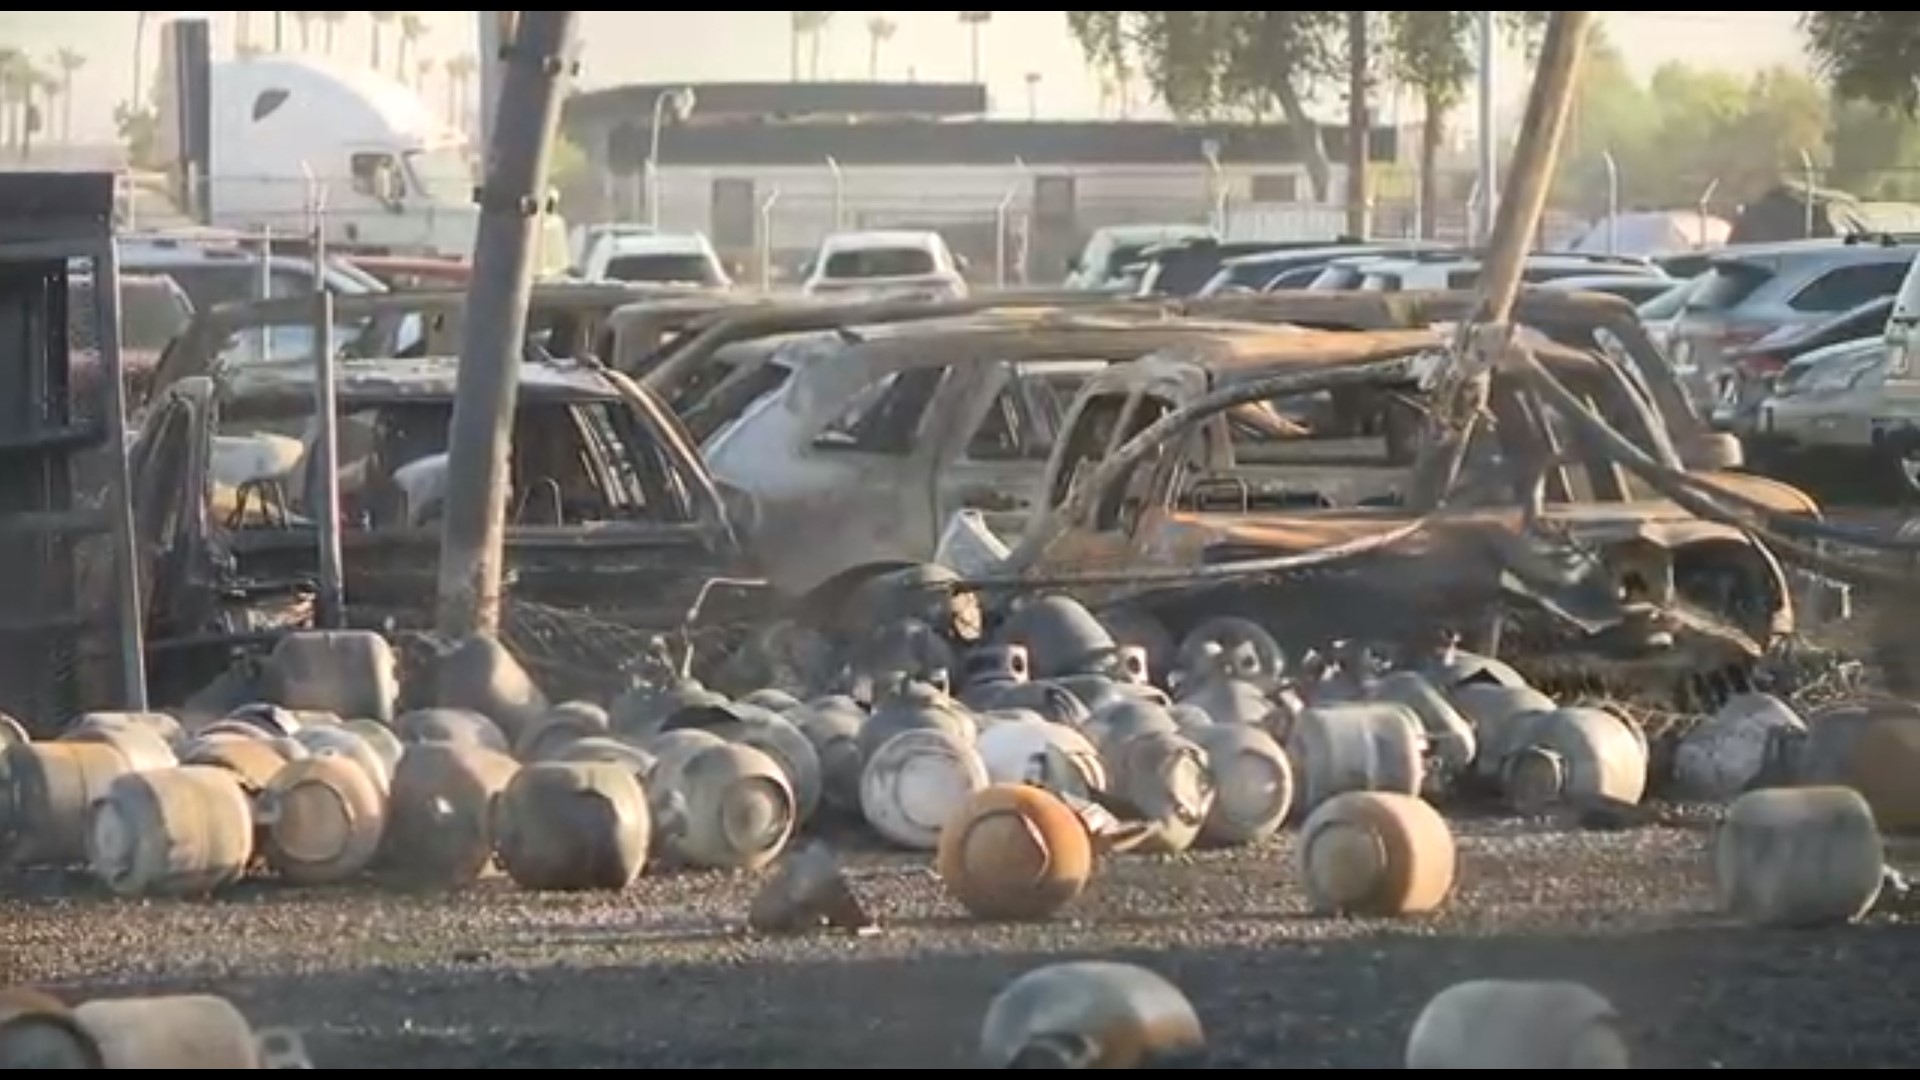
xmin=0 ymin=50 xmax=20 ymax=150
xmin=398 ymin=13 xmax=429 ymax=81
xmin=804 ymin=11 xmax=836 ymax=80
xmin=415 ymin=56 xmax=436 ymax=95
xmin=865 ymin=16 xmax=895 ymax=80
xmin=320 ymin=10 xmax=348 ymax=54
xmin=294 ymin=11 xmax=318 ymax=52
xmin=55 ymin=49 xmax=83 ymax=141
xmin=368 ymin=11 xmax=398 ymax=70
xmin=443 ymin=52 xmax=476 ymax=126
xmin=958 ymin=11 xmax=992 ymax=84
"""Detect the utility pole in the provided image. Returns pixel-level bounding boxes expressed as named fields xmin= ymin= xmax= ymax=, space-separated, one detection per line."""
xmin=1474 ymin=10 xmax=1498 ymax=246
xmin=436 ymin=10 xmax=578 ymax=639
xmin=1344 ymin=10 xmax=1371 ymax=239
xmin=1413 ymin=9 xmax=1595 ymax=508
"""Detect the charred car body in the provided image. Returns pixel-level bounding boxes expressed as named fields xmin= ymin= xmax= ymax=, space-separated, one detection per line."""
xmin=127 ymin=352 xmax=756 ymax=705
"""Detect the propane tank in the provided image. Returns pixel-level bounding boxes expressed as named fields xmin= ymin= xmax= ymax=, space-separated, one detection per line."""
xmin=1297 ymin=790 xmax=1455 ymax=916
xmin=861 ymin=728 xmax=988 ymax=850
xmin=87 ymin=766 xmax=255 ymax=898
xmin=687 ymin=704 xmax=824 ymax=826
xmin=552 ymin=735 xmax=656 ymax=779
xmin=958 ymin=643 xmax=1032 ymax=711
xmin=1672 ymin=692 xmax=1805 ymax=802
xmin=1796 ymin=702 xmax=1920 ymax=831
xmin=610 ymin=679 xmax=726 ymax=741
xmin=979 ymin=961 xmax=1206 ymax=1068
xmin=1369 ymin=671 xmax=1477 ymax=787
xmin=1406 ymin=980 xmax=1629 ymax=1068
xmin=996 ymin=594 xmax=1118 ymax=679
xmin=1715 ymin=785 xmax=1884 ymax=928
xmin=1449 ymin=683 xmax=1558 ymax=785
xmin=1084 ymin=697 xmax=1179 ymax=756
xmin=1289 ymin=702 xmax=1425 ymax=814
xmin=977 ymin=717 xmax=1107 ymax=795
xmin=791 ymin=696 xmax=867 ymax=817
xmin=937 ymin=783 xmax=1092 ymax=921
xmin=1499 ymin=707 xmax=1648 ymax=815
xmin=432 ymin=633 xmax=549 ymax=745
xmin=495 ymin=761 xmax=651 ymax=891
xmin=984 ymin=679 xmax=1092 ymax=726
xmin=393 ymin=707 xmax=510 ymax=754
xmin=265 ymin=628 xmax=401 ymax=723
xmin=1192 ymin=723 xmax=1293 ymax=847
xmin=0 ymin=712 xmax=26 ymax=749
xmin=178 ymin=733 xmax=296 ymax=792
xmin=378 ymin=742 xmax=520 ymax=889
xmin=514 ymin=701 xmax=612 ymax=762
xmin=858 ymin=683 xmax=976 ymax=763
xmin=1103 ymin=729 xmax=1213 ymax=855
xmin=342 ymin=719 xmax=404 ymax=777
xmin=653 ymin=741 xmax=795 ymax=871
xmin=743 ymin=687 xmax=802 ymax=712
xmin=257 ymin=752 xmax=387 ymax=885
xmin=1176 ymin=615 xmax=1284 ymax=689
xmin=0 ymin=987 xmax=104 ymax=1068
xmin=0 ymin=741 xmax=142 ymax=867
xmin=73 ymin=994 xmax=274 ymax=1068
xmin=60 ymin=712 xmax=179 ymax=772
xmin=292 ymin=724 xmax=393 ymax=795
xmin=1174 ymin=676 xmax=1273 ymax=728
xmin=218 ymin=702 xmax=305 ymax=738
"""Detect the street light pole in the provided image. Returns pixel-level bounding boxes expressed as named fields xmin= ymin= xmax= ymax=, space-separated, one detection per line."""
xmin=1474 ymin=10 xmax=1498 ymax=246
xmin=435 ymin=9 xmax=578 ymax=640
xmin=646 ymin=87 xmax=695 ymax=230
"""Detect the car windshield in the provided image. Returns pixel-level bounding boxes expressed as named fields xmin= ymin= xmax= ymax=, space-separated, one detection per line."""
xmin=604 ymin=252 xmax=717 ymax=285
xmin=823 ymin=247 xmax=936 ymax=278
xmin=121 ymin=284 xmax=192 ymax=350
xmin=403 ymin=148 xmax=475 ymax=204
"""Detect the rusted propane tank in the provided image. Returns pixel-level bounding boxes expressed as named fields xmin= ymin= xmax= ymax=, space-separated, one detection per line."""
xmin=514 ymin=701 xmax=612 ymax=762
xmin=1103 ymin=729 xmax=1214 ymax=855
xmin=979 ymin=961 xmax=1206 ymax=1068
xmin=1405 ymin=980 xmax=1629 ymax=1068
xmin=1714 ymin=785 xmax=1884 ymax=928
xmin=60 ymin=712 xmax=179 ymax=772
xmin=393 ymin=707 xmax=510 ymax=754
xmin=977 ymin=716 xmax=1107 ymax=795
xmin=1192 ymin=723 xmax=1293 ymax=847
xmin=861 ymin=728 xmax=989 ymax=851
xmin=73 ymin=994 xmax=294 ymax=1068
xmin=87 ymin=766 xmax=255 ymax=898
xmin=1370 ymin=671 xmax=1477 ymax=789
xmin=1297 ymin=790 xmax=1455 ymax=916
xmin=1 ymin=741 xmax=147 ymax=867
xmin=1499 ymin=707 xmax=1648 ymax=815
xmin=292 ymin=724 xmax=393 ymax=795
xmin=653 ymin=741 xmax=795 ymax=871
xmin=1672 ymin=692 xmax=1806 ymax=802
xmin=495 ymin=761 xmax=651 ymax=891
xmin=552 ymin=735 xmax=656 ymax=779
xmin=265 ymin=628 xmax=400 ymax=724
xmin=379 ymin=742 xmax=520 ymax=890
xmin=938 ymin=784 xmax=1092 ymax=921
xmin=1796 ymin=702 xmax=1920 ymax=831
xmin=179 ymin=733 xmax=296 ymax=792
xmin=0 ymin=987 xmax=104 ymax=1068
xmin=257 ymin=752 xmax=387 ymax=885
xmin=1289 ymin=702 xmax=1425 ymax=814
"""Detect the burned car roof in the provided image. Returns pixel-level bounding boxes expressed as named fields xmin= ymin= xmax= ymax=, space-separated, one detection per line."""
xmin=214 ymin=354 xmax=621 ymax=412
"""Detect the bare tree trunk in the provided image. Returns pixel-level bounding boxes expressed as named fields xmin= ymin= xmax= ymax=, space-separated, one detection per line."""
xmin=1344 ymin=10 xmax=1371 ymax=238
xmin=1274 ymin=82 xmax=1332 ymax=203
xmin=1419 ymin=89 xmax=1445 ymax=239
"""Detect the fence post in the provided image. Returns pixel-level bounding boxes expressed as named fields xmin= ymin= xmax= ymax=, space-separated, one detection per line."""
xmin=759 ymin=186 xmax=782 ymax=288
xmin=1601 ymin=149 xmax=1619 ymax=255
xmin=825 ymin=155 xmax=844 ymax=231
xmin=1800 ymin=148 xmax=1817 ymax=237
xmin=1696 ymin=178 xmax=1720 ymax=251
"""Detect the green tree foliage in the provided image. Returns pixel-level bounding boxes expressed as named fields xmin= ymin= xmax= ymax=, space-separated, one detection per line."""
xmin=1802 ymin=11 xmax=1920 ymax=114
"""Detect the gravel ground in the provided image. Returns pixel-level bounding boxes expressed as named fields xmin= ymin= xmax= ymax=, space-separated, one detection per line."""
xmin=7 ymin=816 xmax=1920 ymax=1069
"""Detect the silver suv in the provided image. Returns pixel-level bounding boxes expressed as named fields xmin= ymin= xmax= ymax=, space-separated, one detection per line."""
xmin=1668 ymin=236 xmax=1918 ymax=410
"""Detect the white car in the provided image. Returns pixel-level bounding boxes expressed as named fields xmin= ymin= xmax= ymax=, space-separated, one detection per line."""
xmin=800 ymin=230 xmax=968 ymax=301
xmin=582 ymin=230 xmax=732 ymax=288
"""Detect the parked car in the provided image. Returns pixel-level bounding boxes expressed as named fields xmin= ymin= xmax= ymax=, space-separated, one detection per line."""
xmin=582 ymin=230 xmax=732 ymax=289
xmin=1538 ymin=273 xmax=1685 ymax=306
xmin=1198 ymin=242 xmax=1453 ymax=297
xmin=1746 ymin=337 xmax=1887 ymax=495
xmin=801 ymin=230 xmax=968 ymax=301
xmin=1711 ymin=295 xmax=1893 ymax=433
xmin=1064 ymin=223 xmax=1216 ymax=290
xmin=1314 ymin=252 xmax=1665 ymax=293
xmin=1666 ymin=236 xmax=1916 ymax=410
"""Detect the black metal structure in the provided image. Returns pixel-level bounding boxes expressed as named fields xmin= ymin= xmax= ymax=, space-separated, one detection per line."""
xmin=0 ymin=172 xmax=146 ymax=734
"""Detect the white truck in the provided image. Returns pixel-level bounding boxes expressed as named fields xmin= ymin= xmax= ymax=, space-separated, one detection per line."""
xmin=155 ymin=44 xmax=568 ymax=275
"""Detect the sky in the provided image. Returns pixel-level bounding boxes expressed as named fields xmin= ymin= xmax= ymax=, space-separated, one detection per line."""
xmin=0 ymin=10 xmax=1812 ymax=143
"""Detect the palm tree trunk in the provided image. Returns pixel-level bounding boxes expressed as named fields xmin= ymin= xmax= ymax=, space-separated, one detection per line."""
xmin=809 ymin=31 xmax=823 ymax=79
xmin=62 ymin=73 xmax=73 ymax=141
xmin=1418 ymin=90 xmax=1445 ymax=239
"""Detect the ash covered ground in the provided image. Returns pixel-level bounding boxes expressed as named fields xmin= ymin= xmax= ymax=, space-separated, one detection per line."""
xmin=7 ymin=818 xmax=1920 ymax=1068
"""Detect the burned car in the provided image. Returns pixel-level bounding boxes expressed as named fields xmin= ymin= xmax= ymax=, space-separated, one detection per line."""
xmin=126 ymin=353 xmax=757 ymax=704
xmin=1002 ymin=321 xmax=1816 ymax=697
